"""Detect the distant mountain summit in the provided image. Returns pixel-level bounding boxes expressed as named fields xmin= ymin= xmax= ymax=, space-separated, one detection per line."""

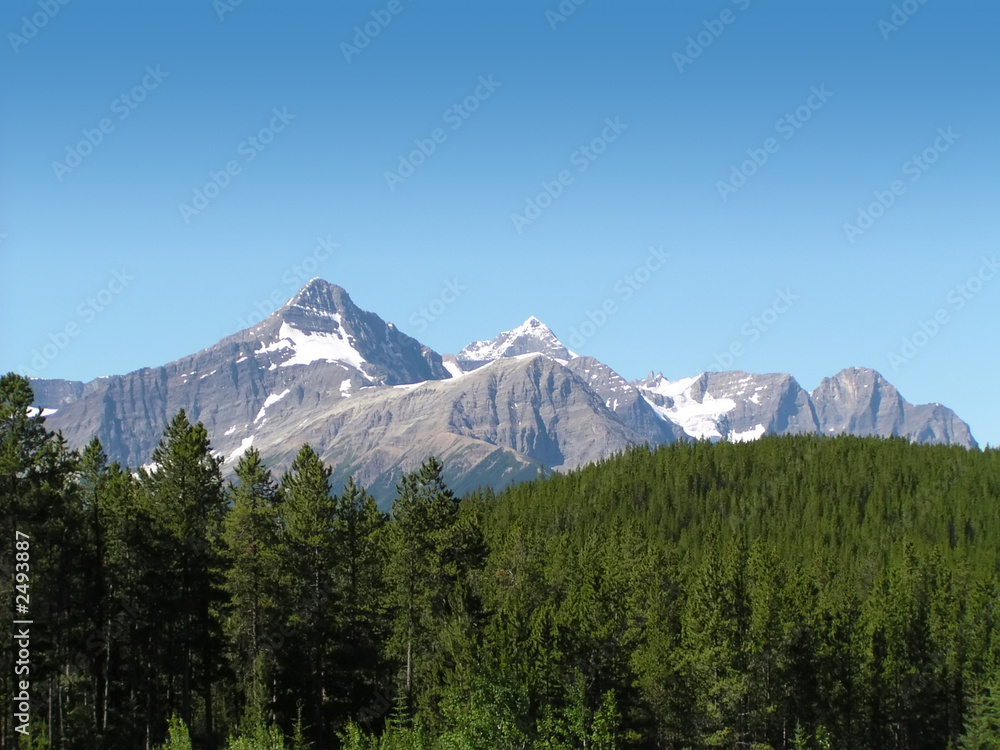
xmin=240 ymin=278 xmax=447 ymax=385
xmin=457 ymin=316 xmax=578 ymax=367
xmin=30 ymin=278 xmax=979 ymax=504
xmin=811 ymin=367 xmax=976 ymax=447
xmin=636 ymin=370 xmax=819 ymax=442
xmin=633 ymin=367 xmax=977 ymax=449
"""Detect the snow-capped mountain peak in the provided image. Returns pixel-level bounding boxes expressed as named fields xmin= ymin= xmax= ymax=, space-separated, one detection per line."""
xmin=26 ymin=279 xmax=978 ymax=506
xmin=231 ymin=278 xmax=450 ymax=386
xmin=457 ymin=317 xmax=578 ymax=363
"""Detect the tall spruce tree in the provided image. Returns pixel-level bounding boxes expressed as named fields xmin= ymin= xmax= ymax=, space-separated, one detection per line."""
xmin=222 ymin=448 xmax=284 ymax=730
xmin=959 ymin=671 xmax=1000 ymax=749
xmin=0 ymin=374 xmax=87 ymax=748
xmin=384 ymin=457 xmax=466 ymax=725
xmin=142 ymin=410 xmax=226 ymax=746
xmin=330 ymin=477 xmax=389 ymax=724
xmin=278 ymin=444 xmax=338 ymax=745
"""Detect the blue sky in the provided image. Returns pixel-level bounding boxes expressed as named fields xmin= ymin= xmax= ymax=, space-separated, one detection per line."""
xmin=2 ymin=0 xmax=998 ymax=446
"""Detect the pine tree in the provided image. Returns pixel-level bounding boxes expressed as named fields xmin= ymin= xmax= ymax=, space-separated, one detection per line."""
xmin=330 ymin=476 xmax=388 ymax=722
xmin=680 ymin=535 xmax=749 ymax=745
xmin=384 ymin=457 xmax=463 ymax=723
xmin=0 ymin=374 xmax=88 ymax=748
xmin=77 ymin=437 xmax=111 ymax=736
xmin=279 ymin=444 xmax=338 ymax=743
xmin=156 ymin=715 xmax=193 ymax=750
xmin=142 ymin=409 xmax=226 ymax=745
xmin=959 ymin=672 xmax=1000 ymax=749
xmin=222 ymin=448 xmax=284 ymax=728
xmin=98 ymin=457 xmax=170 ymax=748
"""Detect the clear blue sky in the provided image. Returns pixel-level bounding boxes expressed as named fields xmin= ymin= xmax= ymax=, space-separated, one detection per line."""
xmin=2 ymin=0 xmax=998 ymax=446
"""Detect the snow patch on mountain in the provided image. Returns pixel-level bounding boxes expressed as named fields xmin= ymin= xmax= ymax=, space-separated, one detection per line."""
xmin=642 ymin=394 xmax=736 ymax=441
xmin=226 ymin=435 xmax=255 ymax=464
xmin=642 ymin=375 xmax=701 ymax=400
xmin=639 ymin=375 xmax=737 ymax=441
xmin=254 ymin=388 xmax=291 ymax=424
xmin=730 ymin=424 xmax=766 ymax=443
xmin=26 ymin=407 xmax=59 ymax=418
xmin=256 ymin=320 xmax=369 ymax=373
xmin=262 ymin=389 xmax=291 ymax=409
xmin=443 ymin=359 xmax=464 ymax=378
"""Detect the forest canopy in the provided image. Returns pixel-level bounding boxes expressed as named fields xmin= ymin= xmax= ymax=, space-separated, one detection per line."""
xmin=1 ymin=372 xmax=998 ymax=749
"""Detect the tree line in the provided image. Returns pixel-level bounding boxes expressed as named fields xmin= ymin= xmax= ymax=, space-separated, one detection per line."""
xmin=1 ymin=372 xmax=999 ymax=749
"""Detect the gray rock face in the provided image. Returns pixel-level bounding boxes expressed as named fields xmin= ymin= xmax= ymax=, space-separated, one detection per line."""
xmin=811 ymin=367 xmax=977 ymax=448
xmin=700 ymin=371 xmax=820 ymax=437
xmin=30 ymin=378 xmax=85 ymax=410
xmin=565 ymin=357 xmax=685 ymax=445
xmin=633 ymin=367 xmax=976 ymax=449
xmin=29 ymin=279 xmax=978 ymax=505
xmin=812 ymin=367 xmax=905 ymax=436
xmin=262 ymin=354 xmax=652 ymax=498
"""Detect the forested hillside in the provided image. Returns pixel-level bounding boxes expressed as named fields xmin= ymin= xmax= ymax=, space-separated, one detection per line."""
xmin=2 ymin=372 xmax=998 ymax=750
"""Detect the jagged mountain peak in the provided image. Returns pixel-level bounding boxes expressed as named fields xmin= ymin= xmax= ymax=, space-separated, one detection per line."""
xmin=220 ymin=278 xmax=449 ymax=387
xmin=822 ymin=366 xmax=888 ymax=384
xmin=457 ymin=317 xmax=578 ymax=364
xmin=27 ymin=279 xmax=979 ymax=503
xmin=810 ymin=365 xmax=975 ymax=447
xmin=276 ymin=278 xmax=358 ymax=330
xmin=816 ymin=367 xmax=940 ymax=404
xmin=284 ymin=277 xmax=349 ymax=310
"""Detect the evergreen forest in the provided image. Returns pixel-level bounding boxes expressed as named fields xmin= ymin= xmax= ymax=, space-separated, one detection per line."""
xmin=2 ymin=372 xmax=999 ymax=749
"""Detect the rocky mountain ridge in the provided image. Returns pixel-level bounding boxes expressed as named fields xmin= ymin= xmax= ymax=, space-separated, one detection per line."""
xmin=30 ymin=278 xmax=978 ymax=503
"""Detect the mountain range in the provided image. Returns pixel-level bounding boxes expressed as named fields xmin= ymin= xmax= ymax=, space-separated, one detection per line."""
xmin=29 ymin=278 xmax=978 ymax=503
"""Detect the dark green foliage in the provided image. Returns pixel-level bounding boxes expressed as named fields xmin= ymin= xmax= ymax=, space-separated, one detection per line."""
xmin=141 ymin=410 xmax=228 ymax=745
xmin=276 ymin=445 xmax=339 ymax=743
xmin=3 ymin=374 xmax=999 ymax=750
xmin=959 ymin=671 xmax=1000 ymax=749
xmin=223 ymin=448 xmax=284 ymax=728
xmin=383 ymin=457 xmax=478 ymax=727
